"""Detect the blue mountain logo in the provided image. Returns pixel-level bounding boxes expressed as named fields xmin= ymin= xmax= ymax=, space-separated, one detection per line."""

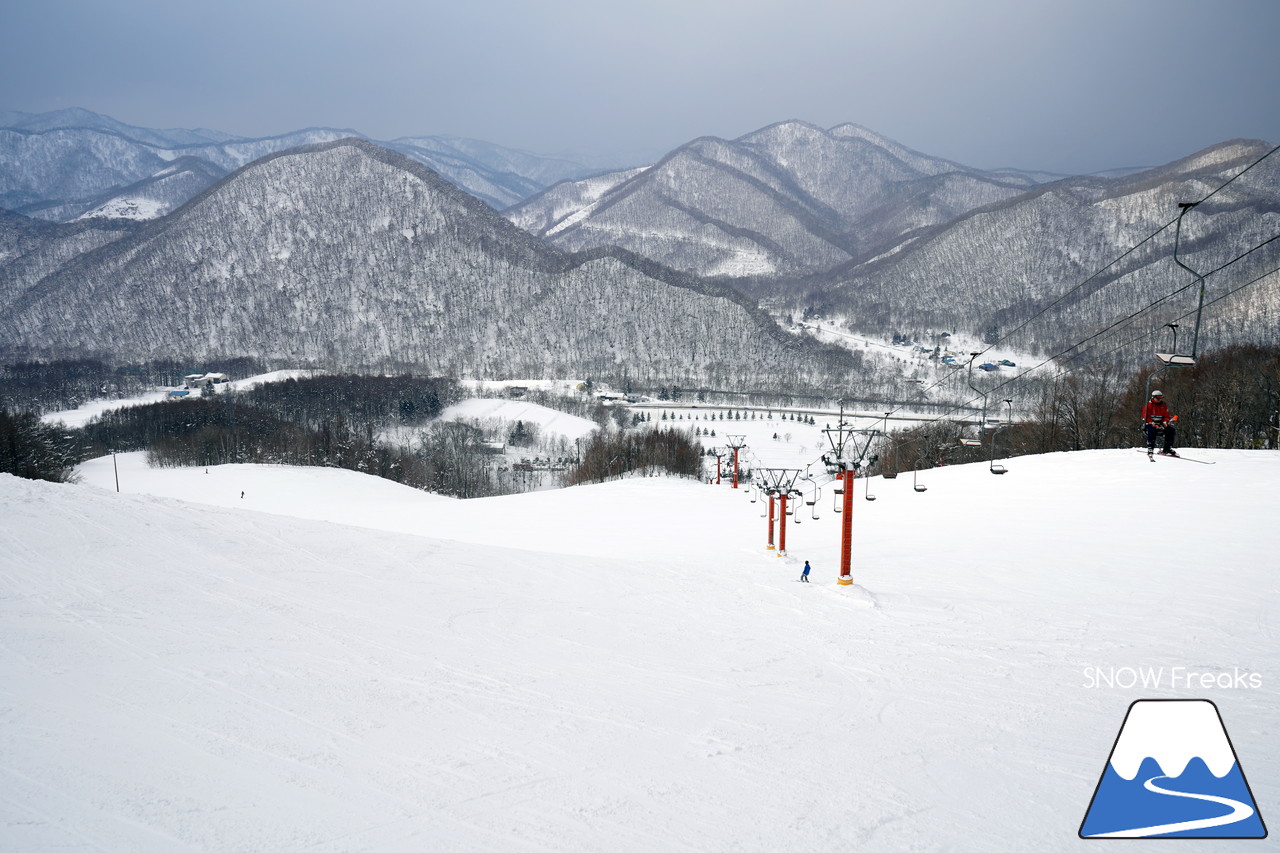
xmin=1080 ymin=699 xmax=1267 ymax=838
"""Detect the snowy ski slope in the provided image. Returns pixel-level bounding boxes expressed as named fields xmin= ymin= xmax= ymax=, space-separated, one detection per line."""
xmin=1 ymin=448 xmax=1277 ymax=850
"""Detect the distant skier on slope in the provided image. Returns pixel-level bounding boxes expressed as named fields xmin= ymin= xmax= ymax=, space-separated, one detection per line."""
xmin=801 ymin=561 xmax=811 ymax=583
xmin=1142 ymin=390 xmax=1178 ymax=457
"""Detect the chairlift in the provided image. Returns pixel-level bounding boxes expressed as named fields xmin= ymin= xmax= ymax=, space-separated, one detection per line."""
xmin=832 ymin=486 xmax=843 ymax=514
xmin=989 ymin=399 xmax=1013 ymax=475
xmin=865 ymin=473 xmax=877 ymax=501
xmin=1146 ymin=325 xmax=1197 ymax=403
xmin=963 ymin=355 xmax=992 ymax=445
xmin=913 ymin=448 xmax=929 ymax=492
xmin=878 ymin=411 xmax=899 ymax=478
xmin=1156 ymin=353 xmax=1196 ymax=366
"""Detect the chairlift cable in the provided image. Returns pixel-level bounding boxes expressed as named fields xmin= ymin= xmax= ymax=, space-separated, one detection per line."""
xmin=965 ymin=142 xmax=1280 ymax=364
xmin=875 ymin=145 xmax=1280 ymax=425
xmin=886 ymin=245 xmax=1280 ymax=441
xmin=1038 ymin=263 xmax=1280 ymax=384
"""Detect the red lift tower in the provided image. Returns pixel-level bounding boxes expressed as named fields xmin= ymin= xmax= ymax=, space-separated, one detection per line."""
xmin=759 ymin=468 xmax=802 ymax=556
xmin=708 ymin=447 xmax=725 ymax=485
xmin=725 ymin=434 xmax=747 ymax=489
xmin=822 ymin=408 xmax=880 ymax=585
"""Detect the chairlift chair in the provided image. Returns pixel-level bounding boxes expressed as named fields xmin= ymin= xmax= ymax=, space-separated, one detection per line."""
xmin=989 ymin=399 xmax=1013 ymax=475
xmin=865 ymin=474 xmax=876 ymax=501
xmin=912 ymin=449 xmax=929 ymax=492
xmin=879 ymin=412 xmax=900 ymax=478
xmin=805 ymin=481 xmax=821 ymax=520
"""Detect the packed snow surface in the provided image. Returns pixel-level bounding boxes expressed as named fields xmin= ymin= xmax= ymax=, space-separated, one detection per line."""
xmin=439 ymin=398 xmax=599 ymax=442
xmin=2 ymin=448 xmax=1277 ymax=850
xmin=77 ymin=196 xmax=169 ymax=221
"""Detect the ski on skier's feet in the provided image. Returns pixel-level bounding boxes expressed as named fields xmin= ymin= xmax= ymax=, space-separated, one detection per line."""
xmin=1137 ymin=449 xmax=1215 ymax=464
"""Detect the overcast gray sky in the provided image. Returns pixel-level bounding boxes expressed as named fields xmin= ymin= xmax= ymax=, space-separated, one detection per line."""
xmin=4 ymin=0 xmax=1278 ymax=173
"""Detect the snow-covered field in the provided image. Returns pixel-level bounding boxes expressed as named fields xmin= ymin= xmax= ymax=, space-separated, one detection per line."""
xmin=40 ymin=371 xmax=321 ymax=428
xmin=438 ymin=398 xmax=599 ymax=442
xmin=2 ymin=448 xmax=1277 ymax=850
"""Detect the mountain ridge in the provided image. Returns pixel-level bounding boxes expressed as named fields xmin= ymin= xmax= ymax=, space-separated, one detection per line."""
xmin=0 ymin=138 xmax=852 ymax=392
xmin=0 ymin=109 xmax=616 ymax=218
xmin=505 ymin=119 xmax=1054 ymax=279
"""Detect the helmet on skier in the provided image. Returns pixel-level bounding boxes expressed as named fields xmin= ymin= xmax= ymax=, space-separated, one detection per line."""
xmin=1151 ymin=390 xmax=1163 ymax=398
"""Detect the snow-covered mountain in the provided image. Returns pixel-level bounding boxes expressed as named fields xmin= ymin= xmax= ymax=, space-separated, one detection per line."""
xmin=506 ymin=123 xmax=1279 ymax=360
xmin=805 ymin=139 xmax=1280 ymax=353
xmin=0 ymin=138 xmax=857 ymax=391
xmin=0 ymin=106 xmax=241 ymax=147
xmin=71 ymin=156 xmax=230 ymax=222
xmin=0 ymin=109 xmax=610 ymax=218
xmin=505 ymin=120 xmax=1048 ymax=278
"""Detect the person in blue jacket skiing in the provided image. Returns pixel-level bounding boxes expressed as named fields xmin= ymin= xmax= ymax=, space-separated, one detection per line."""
xmin=801 ymin=561 xmax=811 ymax=582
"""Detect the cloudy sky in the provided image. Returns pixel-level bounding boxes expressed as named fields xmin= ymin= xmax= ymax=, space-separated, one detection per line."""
xmin=4 ymin=0 xmax=1278 ymax=173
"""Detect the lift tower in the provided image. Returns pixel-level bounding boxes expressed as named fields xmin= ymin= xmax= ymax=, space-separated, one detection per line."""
xmin=821 ymin=407 xmax=879 ymax=585
xmin=725 ymin=434 xmax=747 ymax=489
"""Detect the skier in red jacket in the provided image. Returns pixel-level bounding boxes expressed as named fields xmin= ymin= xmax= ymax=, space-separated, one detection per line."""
xmin=1142 ymin=390 xmax=1178 ymax=456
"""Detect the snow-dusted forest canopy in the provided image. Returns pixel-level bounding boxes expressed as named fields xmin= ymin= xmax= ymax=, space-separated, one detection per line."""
xmin=2 ymin=112 xmax=1277 ymax=412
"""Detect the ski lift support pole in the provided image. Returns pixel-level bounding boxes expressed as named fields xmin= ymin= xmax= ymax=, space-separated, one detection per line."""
xmin=709 ymin=447 xmax=724 ymax=485
xmin=760 ymin=468 xmax=802 ymax=554
xmin=767 ymin=490 xmax=776 ymax=549
xmin=822 ymin=404 xmax=879 ymax=585
xmin=726 ymin=434 xmax=747 ymax=489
